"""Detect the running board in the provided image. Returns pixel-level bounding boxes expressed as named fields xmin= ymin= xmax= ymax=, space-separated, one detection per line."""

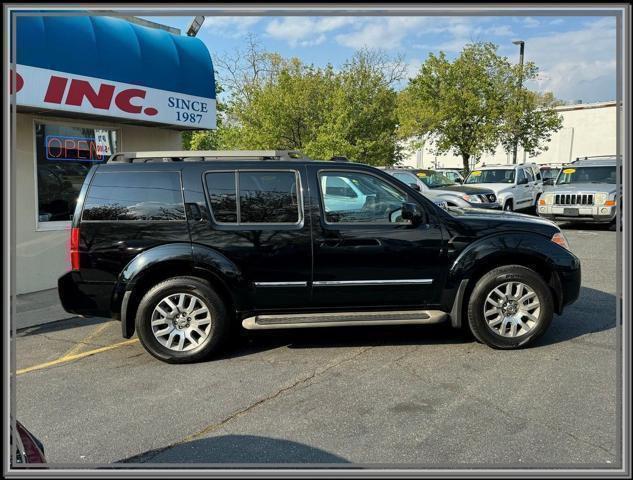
xmin=241 ymin=310 xmax=448 ymax=330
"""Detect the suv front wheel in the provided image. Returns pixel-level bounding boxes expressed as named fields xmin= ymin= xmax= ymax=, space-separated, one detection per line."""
xmin=467 ymin=265 xmax=553 ymax=349
xmin=135 ymin=277 xmax=228 ymax=363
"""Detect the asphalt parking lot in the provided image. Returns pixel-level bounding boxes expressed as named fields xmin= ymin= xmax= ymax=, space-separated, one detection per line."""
xmin=14 ymin=224 xmax=620 ymax=467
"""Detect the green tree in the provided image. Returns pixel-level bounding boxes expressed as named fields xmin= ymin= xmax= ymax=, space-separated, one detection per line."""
xmin=499 ymin=63 xmax=563 ymax=159
xmin=308 ymin=49 xmax=403 ymax=165
xmin=186 ymin=39 xmax=404 ymax=166
xmin=398 ymin=43 xmax=512 ymax=172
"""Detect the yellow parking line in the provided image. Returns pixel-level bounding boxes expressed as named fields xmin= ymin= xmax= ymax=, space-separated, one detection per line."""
xmin=16 ymin=339 xmax=140 ymax=376
xmin=58 ymin=322 xmax=113 ymax=360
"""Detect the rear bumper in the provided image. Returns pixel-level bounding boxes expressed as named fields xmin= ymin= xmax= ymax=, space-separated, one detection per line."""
xmin=58 ymin=272 xmax=114 ymax=318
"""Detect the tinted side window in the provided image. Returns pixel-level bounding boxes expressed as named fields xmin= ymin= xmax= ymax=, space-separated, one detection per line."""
xmin=517 ymin=169 xmax=526 ymax=183
xmin=205 ymin=172 xmax=237 ymax=223
xmin=319 ymin=171 xmax=408 ymax=224
xmin=524 ymin=168 xmax=534 ymax=182
xmin=82 ymin=171 xmax=184 ymax=221
xmin=239 ymin=171 xmax=300 ymax=223
xmin=325 ymin=176 xmax=357 ymax=198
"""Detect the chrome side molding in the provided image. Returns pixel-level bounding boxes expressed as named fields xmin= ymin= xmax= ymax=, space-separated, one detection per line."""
xmin=254 ymin=281 xmax=308 ymax=287
xmin=313 ymin=279 xmax=433 ymax=287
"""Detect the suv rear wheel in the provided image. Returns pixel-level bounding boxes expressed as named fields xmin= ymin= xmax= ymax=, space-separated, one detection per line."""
xmin=135 ymin=277 xmax=229 ymax=363
xmin=467 ymin=265 xmax=553 ymax=349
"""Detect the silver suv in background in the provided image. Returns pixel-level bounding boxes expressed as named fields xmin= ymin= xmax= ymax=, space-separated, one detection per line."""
xmin=463 ymin=163 xmax=543 ymax=211
xmin=537 ymin=157 xmax=619 ymax=228
xmin=434 ymin=168 xmax=465 ymax=184
xmin=383 ymin=168 xmax=501 ymax=210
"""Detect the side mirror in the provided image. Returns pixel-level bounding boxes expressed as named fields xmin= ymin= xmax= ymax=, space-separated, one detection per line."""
xmin=409 ymin=183 xmax=421 ymax=192
xmin=401 ymin=202 xmax=425 ymax=226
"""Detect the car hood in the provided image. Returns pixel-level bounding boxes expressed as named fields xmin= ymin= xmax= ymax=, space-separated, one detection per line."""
xmin=544 ymin=183 xmax=617 ymax=193
xmin=445 ymin=206 xmax=560 ymax=235
xmin=430 ymin=184 xmax=495 ymax=195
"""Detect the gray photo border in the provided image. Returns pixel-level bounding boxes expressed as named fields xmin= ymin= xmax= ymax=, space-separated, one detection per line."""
xmin=4 ymin=2 xmax=630 ymax=478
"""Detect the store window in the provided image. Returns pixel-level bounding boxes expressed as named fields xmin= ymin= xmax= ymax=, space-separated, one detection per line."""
xmin=35 ymin=122 xmax=118 ymax=225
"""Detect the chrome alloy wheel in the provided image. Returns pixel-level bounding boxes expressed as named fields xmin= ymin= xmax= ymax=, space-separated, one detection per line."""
xmin=483 ymin=281 xmax=541 ymax=338
xmin=150 ymin=293 xmax=212 ymax=351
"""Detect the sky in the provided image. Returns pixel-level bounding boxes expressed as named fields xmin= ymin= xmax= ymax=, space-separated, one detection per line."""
xmin=142 ymin=15 xmax=617 ymax=104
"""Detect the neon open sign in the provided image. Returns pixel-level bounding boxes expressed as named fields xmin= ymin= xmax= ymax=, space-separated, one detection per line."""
xmin=45 ymin=135 xmax=108 ymax=162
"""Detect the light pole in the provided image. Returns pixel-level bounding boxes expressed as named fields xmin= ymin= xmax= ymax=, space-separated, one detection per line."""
xmin=512 ymin=40 xmax=525 ymax=164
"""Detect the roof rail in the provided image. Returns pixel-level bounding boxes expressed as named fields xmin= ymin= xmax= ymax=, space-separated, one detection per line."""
xmin=573 ymin=155 xmax=617 ymax=162
xmin=107 ymin=150 xmax=308 ymax=163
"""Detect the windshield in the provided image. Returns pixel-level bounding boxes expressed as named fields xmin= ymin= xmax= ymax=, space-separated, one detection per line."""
xmin=466 ymin=169 xmax=515 ymax=184
xmin=414 ymin=170 xmax=456 ymax=188
xmin=555 ymin=166 xmax=616 ymax=185
xmin=541 ymin=168 xmax=560 ymax=180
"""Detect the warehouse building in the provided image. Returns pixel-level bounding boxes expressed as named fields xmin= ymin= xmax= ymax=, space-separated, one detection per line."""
xmin=402 ymin=101 xmax=618 ymax=170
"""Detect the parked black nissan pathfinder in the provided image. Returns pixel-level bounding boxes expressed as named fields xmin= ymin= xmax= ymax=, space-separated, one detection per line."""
xmin=58 ymin=150 xmax=581 ymax=363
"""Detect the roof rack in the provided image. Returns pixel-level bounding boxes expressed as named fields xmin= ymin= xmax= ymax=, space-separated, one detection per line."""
xmin=573 ymin=155 xmax=617 ymax=162
xmin=107 ymin=150 xmax=309 ymax=163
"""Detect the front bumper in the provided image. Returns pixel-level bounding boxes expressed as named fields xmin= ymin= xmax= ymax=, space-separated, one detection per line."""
xmin=468 ymin=202 xmax=502 ymax=210
xmin=537 ymin=204 xmax=616 ymax=223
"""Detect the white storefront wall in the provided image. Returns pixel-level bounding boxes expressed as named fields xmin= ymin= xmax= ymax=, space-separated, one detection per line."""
xmin=401 ymin=101 xmax=617 ymax=169
xmin=15 ymin=113 xmax=183 ymax=294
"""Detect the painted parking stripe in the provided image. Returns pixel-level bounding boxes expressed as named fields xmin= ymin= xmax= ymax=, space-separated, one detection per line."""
xmin=16 ymin=339 xmax=140 ymax=376
xmin=58 ymin=322 xmax=113 ymax=360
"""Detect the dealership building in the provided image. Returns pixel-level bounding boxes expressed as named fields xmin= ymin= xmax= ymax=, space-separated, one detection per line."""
xmin=13 ymin=15 xmax=216 ymax=295
xmin=403 ymin=101 xmax=618 ymax=170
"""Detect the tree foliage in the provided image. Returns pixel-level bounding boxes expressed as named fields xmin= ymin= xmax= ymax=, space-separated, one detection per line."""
xmin=185 ymin=39 xmax=404 ymax=166
xmin=397 ymin=42 xmax=562 ymax=171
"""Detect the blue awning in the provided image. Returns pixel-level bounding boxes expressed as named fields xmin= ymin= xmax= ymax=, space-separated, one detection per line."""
xmin=17 ymin=15 xmax=215 ymax=99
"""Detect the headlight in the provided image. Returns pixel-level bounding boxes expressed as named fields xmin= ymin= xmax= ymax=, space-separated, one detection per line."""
xmin=594 ymin=192 xmax=608 ymax=205
xmin=551 ymin=232 xmax=570 ymax=250
xmin=539 ymin=193 xmax=554 ymax=206
xmin=462 ymin=194 xmax=482 ymax=203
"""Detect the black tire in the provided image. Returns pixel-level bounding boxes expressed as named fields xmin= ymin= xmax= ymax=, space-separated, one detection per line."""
xmin=135 ymin=276 xmax=229 ymax=363
xmin=467 ymin=265 xmax=554 ymax=349
xmin=503 ymin=200 xmax=513 ymax=211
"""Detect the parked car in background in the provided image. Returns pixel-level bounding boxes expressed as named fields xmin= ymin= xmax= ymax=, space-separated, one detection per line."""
xmin=58 ymin=150 xmax=580 ymax=363
xmin=435 ymin=168 xmax=465 ymax=184
xmin=383 ymin=168 xmax=501 ymax=210
xmin=464 ymin=163 xmax=543 ymax=212
xmin=540 ymin=164 xmax=564 ymax=186
xmin=11 ymin=420 xmax=46 ymax=465
xmin=537 ymin=157 xmax=619 ymax=229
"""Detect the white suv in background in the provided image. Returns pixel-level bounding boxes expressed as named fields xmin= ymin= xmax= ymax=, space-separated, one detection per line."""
xmin=463 ymin=163 xmax=544 ymax=211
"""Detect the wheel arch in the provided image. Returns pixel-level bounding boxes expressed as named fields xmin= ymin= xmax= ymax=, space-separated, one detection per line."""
xmin=447 ymin=233 xmax=567 ymax=328
xmin=116 ymin=243 xmax=249 ymax=338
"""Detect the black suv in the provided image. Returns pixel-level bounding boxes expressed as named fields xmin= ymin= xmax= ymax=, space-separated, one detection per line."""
xmin=58 ymin=150 xmax=581 ymax=363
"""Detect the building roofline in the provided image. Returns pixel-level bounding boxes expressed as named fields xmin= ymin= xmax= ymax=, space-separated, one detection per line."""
xmin=554 ymin=101 xmax=618 ymax=112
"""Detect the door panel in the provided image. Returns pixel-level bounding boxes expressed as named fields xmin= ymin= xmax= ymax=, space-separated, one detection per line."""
xmin=309 ymin=167 xmax=445 ymax=309
xmin=186 ymin=164 xmax=312 ymax=310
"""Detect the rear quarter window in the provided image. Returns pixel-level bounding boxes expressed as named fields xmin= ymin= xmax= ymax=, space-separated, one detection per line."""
xmin=204 ymin=170 xmax=301 ymax=224
xmin=82 ymin=171 xmax=185 ymax=221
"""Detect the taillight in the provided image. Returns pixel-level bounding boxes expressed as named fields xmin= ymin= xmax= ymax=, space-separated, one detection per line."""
xmin=70 ymin=227 xmax=80 ymax=270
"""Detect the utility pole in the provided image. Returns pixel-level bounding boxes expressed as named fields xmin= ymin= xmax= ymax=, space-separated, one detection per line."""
xmin=512 ymin=40 xmax=525 ymax=164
